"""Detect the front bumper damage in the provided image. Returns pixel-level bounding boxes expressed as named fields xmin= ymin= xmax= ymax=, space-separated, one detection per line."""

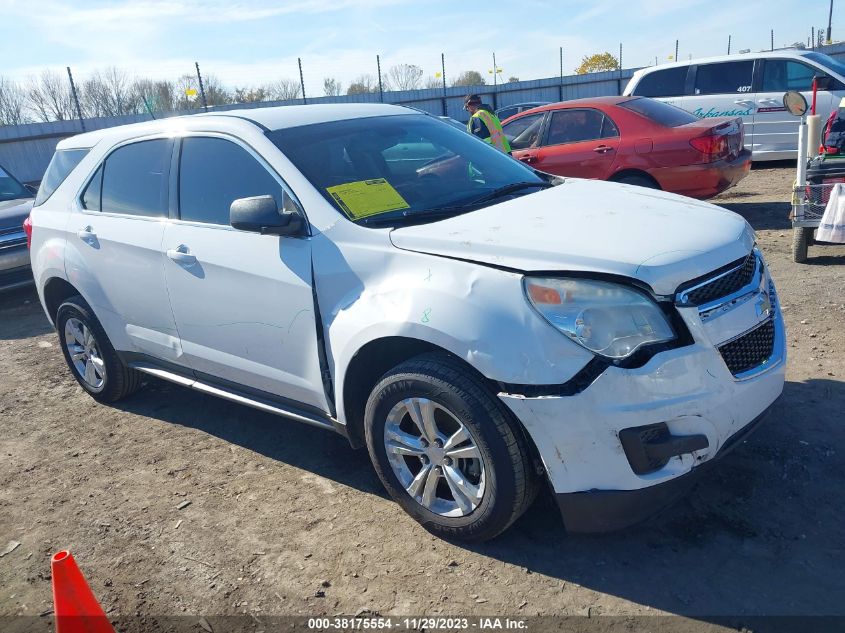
xmin=498 ymin=260 xmax=786 ymax=533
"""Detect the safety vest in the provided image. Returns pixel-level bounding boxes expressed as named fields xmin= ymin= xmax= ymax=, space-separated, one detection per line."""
xmin=468 ymin=109 xmax=511 ymax=153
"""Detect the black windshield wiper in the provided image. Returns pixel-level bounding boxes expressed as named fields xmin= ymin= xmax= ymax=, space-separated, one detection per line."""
xmin=357 ymin=207 xmax=470 ymax=227
xmin=469 ymin=181 xmax=553 ymax=205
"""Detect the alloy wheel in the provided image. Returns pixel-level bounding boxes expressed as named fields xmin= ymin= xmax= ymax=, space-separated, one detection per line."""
xmin=64 ymin=317 xmax=106 ymax=391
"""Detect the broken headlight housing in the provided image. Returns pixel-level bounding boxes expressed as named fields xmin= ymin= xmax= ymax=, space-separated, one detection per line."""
xmin=523 ymin=277 xmax=675 ymax=360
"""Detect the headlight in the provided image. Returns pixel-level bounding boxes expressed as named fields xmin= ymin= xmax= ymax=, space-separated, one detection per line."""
xmin=524 ymin=277 xmax=675 ymax=359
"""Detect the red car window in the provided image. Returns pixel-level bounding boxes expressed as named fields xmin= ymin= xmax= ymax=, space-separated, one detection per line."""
xmin=546 ymin=109 xmax=604 ymax=145
xmin=503 ymin=113 xmax=545 ymax=150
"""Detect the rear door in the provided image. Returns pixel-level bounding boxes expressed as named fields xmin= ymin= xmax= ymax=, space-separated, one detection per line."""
xmin=162 ymin=134 xmax=329 ymax=412
xmin=524 ymin=108 xmax=620 ymax=179
xmin=755 ymin=58 xmax=842 ymax=158
xmin=685 ymin=60 xmax=757 ymax=148
xmin=68 ymin=138 xmax=182 ymax=363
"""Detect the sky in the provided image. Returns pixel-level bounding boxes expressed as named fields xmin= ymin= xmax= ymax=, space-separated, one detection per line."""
xmin=0 ymin=0 xmax=839 ymax=96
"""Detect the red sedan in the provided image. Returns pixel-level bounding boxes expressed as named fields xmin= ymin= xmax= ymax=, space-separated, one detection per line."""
xmin=501 ymin=96 xmax=751 ymax=199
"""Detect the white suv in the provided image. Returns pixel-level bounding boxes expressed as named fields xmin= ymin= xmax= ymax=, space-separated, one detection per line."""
xmin=624 ymin=50 xmax=845 ymax=160
xmin=29 ymin=104 xmax=785 ymax=540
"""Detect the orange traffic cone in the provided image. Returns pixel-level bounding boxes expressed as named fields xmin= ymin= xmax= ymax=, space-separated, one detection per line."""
xmin=50 ymin=550 xmax=115 ymax=633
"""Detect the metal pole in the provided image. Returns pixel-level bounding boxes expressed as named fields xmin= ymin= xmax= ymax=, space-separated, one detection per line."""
xmin=66 ymin=67 xmax=85 ymax=131
xmin=376 ymin=54 xmax=384 ymax=103
xmin=492 ymin=52 xmax=497 ymax=110
xmin=618 ymin=43 xmax=623 ymax=95
xmin=828 ymin=0 xmax=834 ymax=44
xmin=675 ymin=39 xmax=679 ymax=62
xmin=298 ymin=57 xmax=307 ymax=105
xmin=727 ymin=35 xmax=731 ymax=55
xmin=195 ymin=62 xmax=208 ymax=111
xmin=812 ymin=26 xmax=816 ymax=49
xmin=559 ymin=46 xmax=564 ymax=102
xmin=771 ymin=29 xmax=774 ymax=51
xmin=441 ymin=53 xmax=447 ymax=116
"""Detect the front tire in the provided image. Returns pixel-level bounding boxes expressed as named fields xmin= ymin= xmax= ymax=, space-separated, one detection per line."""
xmin=56 ymin=295 xmax=142 ymax=403
xmin=364 ymin=353 xmax=538 ymax=541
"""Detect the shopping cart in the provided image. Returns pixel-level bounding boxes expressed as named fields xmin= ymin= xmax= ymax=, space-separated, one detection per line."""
xmin=791 ymin=182 xmax=840 ymax=263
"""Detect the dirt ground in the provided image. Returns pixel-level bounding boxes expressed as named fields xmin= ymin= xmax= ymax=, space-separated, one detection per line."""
xmin=1 ymin=164 xmax=844 ymax=632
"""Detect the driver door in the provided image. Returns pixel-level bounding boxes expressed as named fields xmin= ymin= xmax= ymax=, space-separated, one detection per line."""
xmin=162 ymin=134 xmax=329 ymax=412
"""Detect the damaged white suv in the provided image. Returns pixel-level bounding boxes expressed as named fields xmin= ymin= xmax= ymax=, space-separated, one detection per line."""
xmin=29 ymin=104 xmax=785 ymax=540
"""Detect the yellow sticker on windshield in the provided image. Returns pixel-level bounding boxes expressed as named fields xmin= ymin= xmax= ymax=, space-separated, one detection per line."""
xmin=326 ymin=179 xmax=410 ymax=220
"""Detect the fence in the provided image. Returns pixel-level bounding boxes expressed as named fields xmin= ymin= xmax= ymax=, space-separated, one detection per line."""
xmin=5 ymin=39 xmax=845 ymax=184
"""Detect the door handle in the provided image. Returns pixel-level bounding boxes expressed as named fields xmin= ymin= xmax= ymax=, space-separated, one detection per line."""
xmin=734 ymin=99 xmax=755 ymax=106
xmin=593 ymin=145 xmax=614 ymax=154
xmin=518 ymin=154 xmax=537 ymax=164
xmin=77 ymin=226 xmax=97 ymax=243
xmin=758 ymin=98 xmax=781 ymax=105
xmin=166 ymin=246 xmax=197 ymax=266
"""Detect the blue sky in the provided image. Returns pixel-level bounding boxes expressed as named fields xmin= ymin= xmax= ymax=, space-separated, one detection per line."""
xmin=0 ymin=0 xmax=838 ymax=95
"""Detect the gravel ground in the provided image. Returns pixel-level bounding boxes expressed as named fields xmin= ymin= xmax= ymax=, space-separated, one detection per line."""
xmin=1 ymin=164 xmax=844 ymax=632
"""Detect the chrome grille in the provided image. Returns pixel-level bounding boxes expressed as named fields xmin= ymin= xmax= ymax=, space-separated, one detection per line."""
xmin=717 ymin=318 xmax=776 ymax=376
xmin=682 ymin=253 xmax=757 ymax=306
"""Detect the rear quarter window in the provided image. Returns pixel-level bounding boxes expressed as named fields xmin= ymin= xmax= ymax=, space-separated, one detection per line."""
xmin=34 ymin=149 xmax=90 ymax=206
xmin=631 ymin=66 xmax=689 ymax=98
xmin=619 ymin=97 xmax=699 ymax=127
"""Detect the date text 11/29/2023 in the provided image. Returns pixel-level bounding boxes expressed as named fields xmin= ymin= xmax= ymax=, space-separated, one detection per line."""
xmin=307 ymin=617 xmax=528 ymax=630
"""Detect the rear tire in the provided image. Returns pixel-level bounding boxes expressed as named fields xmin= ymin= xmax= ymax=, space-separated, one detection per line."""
xmin=56 ymin=295 xmax=142 ymax=403
xmin=364 ymin=353 xmax=538 ymax=541
xmin=612 ymin=173 xmax=660 ymax=190
xmin=792 ymin=226 xmax=812 ymax=263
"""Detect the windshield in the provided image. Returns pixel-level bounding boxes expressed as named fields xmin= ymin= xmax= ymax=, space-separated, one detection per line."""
xmin=268 ymin=114 xmax=545 ymax=226
xmin=0 ymin=165 xmax=31 ymax=202
xmin=803 ymin=52 xmax=845 ymax=78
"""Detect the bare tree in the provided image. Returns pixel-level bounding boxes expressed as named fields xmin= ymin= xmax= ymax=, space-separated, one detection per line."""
xmin=0 ymin=76 xmax=28 ymax=126
xmin=323 ymin=77 xmax=342 ymax=96
xmin=133 ymin=78 xmax=176 ymax=114
xmin=26 ymin=70 xmax=75 ymax=122
xmin=387 ymin=64 xmax=423 ymax=91
xmin=268 ymin=79 xmax=301 ymax=101
xmin=347 ymin=74 xmax=378 ymax=95
xmin=202 ymin=74 xmax=231 ymax=106
xmin=424 ymin=75 xmax=442 ymax=90
xmin=233 ymin=86 xmax=268 ymax=103
xmin=81 ymin=67 xmax=138 ymax=117
xmin=451 ymin=70 xmax=485 ymax=87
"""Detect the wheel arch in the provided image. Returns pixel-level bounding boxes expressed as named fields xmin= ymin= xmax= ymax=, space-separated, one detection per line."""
xmin=42 ymin=277 xmax=84 ymax=326
xmin=609 ymin=168 xmax=662 ymax=190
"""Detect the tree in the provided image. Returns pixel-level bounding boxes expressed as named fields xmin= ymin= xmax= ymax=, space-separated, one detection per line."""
xmin=26 ymin=70 xmax=76 ymax=122
xmin=0 ymin=76 xmax=28 ymax=126
xmin=323 ymin=77 xmax=342 ymax=96
xmin=233 ymin=86 xmax=268 ymax=103
xmin=202 ymin=75 xmax=232 ymax=106
xmin=268 ymin=78 xmax=301 ymax=101
xmin=507 ymin=76 xmax=520 ymax=83
xmin=451 ymin=70 xmax=485 ymax=87
xmin=133 ymin=78 xmax=176 ymax=114
xmin=81 ymin=67 xmax=138 ymax=117
xmin=347 ymin=74 xmax=378 ymax=95
xmin=575 ymin=52 xmax=620 ymax=75
xmin=424 ymin=75 xmax=442 ymax=90
xmin=387 ymin=64 xmax=423 ymax=91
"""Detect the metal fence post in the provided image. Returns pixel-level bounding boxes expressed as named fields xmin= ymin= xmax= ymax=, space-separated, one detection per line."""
xmin=559 ymin=47 xmax=564 ymax=102
xmin=441 ymin=53 xmax=447 ymax=116
xmin=492 ymin=52 xmax=498 ymax=110
xmin=377 ymin=55 xmax=384 ymax=103
xmin=66 ymin=67 xmax=85 ymax=131
xmin=727 ymin=35 xmax=731 ymax=54
xmin=617 ymin=43 xmax=623 ymax=95
xmin=675 ymin=39 xmax=679 ymax=62
xmin=195 ymin=62 xmax=208 ymax=111
xmin=298 ymin=58 xmax=307 ymax=105
xmin=771 ymin=29 xmax=774 ymax=51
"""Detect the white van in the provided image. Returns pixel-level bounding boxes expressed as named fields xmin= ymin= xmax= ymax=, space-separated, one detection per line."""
xmin=624 ymin=50 xmax=845 ymax=160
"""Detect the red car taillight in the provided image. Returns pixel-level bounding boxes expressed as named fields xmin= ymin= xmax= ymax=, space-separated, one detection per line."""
xmin=690 ymin=132 xmax=730 ymax=162
xmin=23 ymin=214 xmax=33 ymax=249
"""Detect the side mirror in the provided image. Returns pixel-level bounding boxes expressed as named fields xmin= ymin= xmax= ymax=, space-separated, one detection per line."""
xmin=230 ymin=195 xmax=304 ymax=236
xmin=783 ymin=91 xmax=808 ymax=117
xmin=814 ymin=75 xmax=834 ymax=91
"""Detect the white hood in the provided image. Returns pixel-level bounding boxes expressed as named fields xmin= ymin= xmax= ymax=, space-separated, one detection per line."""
xmin=389 ymin=179 xmax=753 ymax=296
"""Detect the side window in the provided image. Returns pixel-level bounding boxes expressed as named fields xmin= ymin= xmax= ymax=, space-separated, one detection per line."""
xmin=34 ymin=148 xmax=90 ymax=206
xmin=179 ymin=137 xmax=291 ymax=225
xmin=601 ymin=115 xmax=619 ymax=138
xmin=101 ymin=139 xmax=171 ymax=217
xmin=632 ymin=66 xmax=688 ymax=98
xmin=81 ymin=165 xmax=103 ymax=211
xmin=694 ymin=61 xmax=754 ymax=95
xmin=503 ymin=113 xmax=545 ymax=150
xmin=497 ymin=107 xmax=517 ymax=121
xmin=545 ymin=109 xmax=604 ymax=145
xmin=762 ymin=60 xmax=825 ymax=92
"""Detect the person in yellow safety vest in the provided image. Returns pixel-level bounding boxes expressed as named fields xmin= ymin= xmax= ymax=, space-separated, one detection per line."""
xmin=464 ymin=94 xmax=511 ymax=153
